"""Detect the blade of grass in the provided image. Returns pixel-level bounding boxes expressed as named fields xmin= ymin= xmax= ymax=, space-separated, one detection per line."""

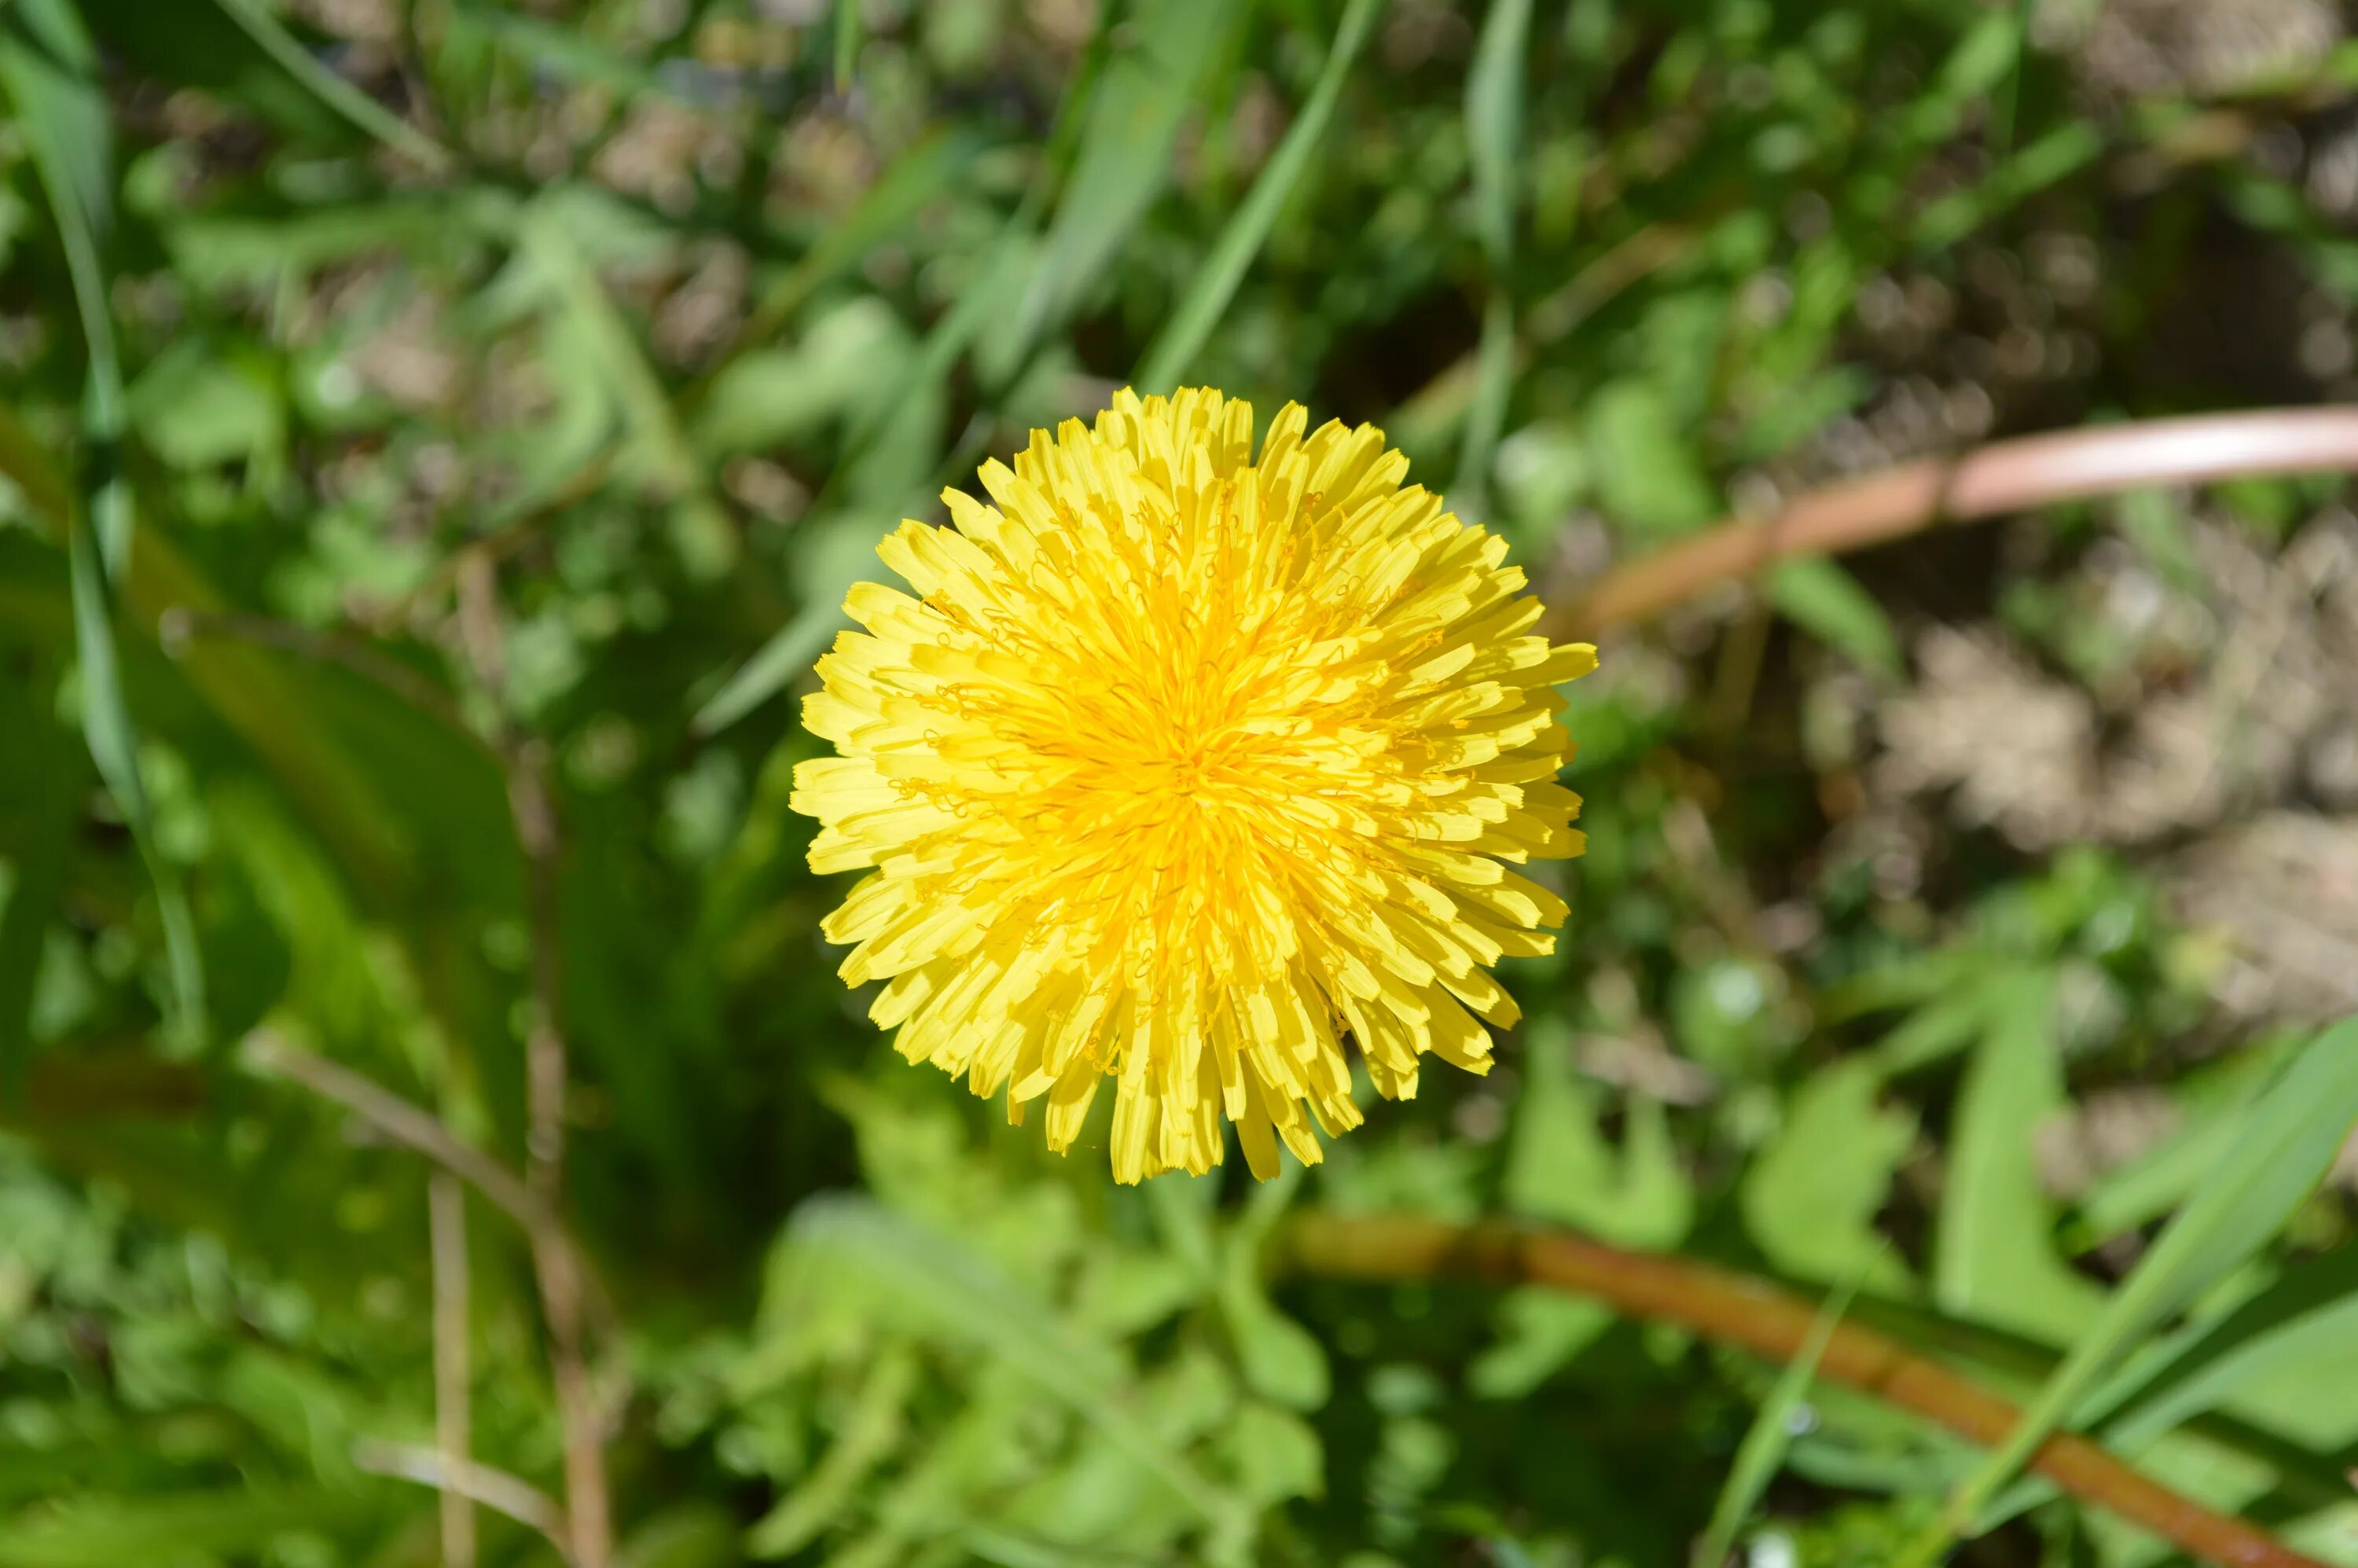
xmin=832 ymin=0 xmax=861 ymax=90
xmin=1899 ymin=1016 xmax=2358 ymax=1565
xmin=0 ymin=0 xmax=125 ymax=571
xmin=1 ymin=0 xmax=205 ymax=1046
xmin=1988 ymin=0 xmax=2036 ymax=160
xmin=0 ymin=406 xmax=421 ymax=905
xmin=1008 ymin=0 xmax=1241 ymax=358
xmin=208 ymin=0 xmax=454 ymax=169
xmin=1133 ymin=0 xmax=1384 ymax=393
xmin=1465 ymin=0 xmax=1528 ymax=269
xmin=1691 ymin=1272 xmax=1868 ymax=1568
xmin=691 ymin=5 xmax=1122 ymax=739
xmin=0 ymin=677 xmax=73 ymax=1103
xmin=1456 ymin=294 xmax=1513 ymax=516
xmin=1454 ymin=0 xmax=1530 ymax=515
xmin=717 ymin=129 xmax=988 ymax=372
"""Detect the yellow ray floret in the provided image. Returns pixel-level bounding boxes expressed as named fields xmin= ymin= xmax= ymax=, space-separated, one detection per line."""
xmin=790 ymin=387 xmax=1596 ymax=1182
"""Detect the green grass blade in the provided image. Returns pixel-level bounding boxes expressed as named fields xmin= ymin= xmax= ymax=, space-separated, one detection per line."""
xmin=1903 ymin=1015 xmax=2358 ymax=1563
xmin=725 ymin=129 xmax=989 ymax=360
xmin=1133 ymin=0 xmax=1384 ymax=394
xmin=208 ymin=0 xmax=453 ymax=169
xmin=1008 ymin=0 xmax=1241 ymax=360
xmin=1988 ymin=0 xmax=2035 ymax=160
xmin=1691 ymin=1272 xmax=1865 ymax=1568
xmin=1453 ymin=0 xmax=1529 ymax=512
xmin=0 ymin=677 xmax=73 ymax=1103
xmin=0 ymin=0 xmax=123 ymax=570
xmin=1465 ymin=0 xmax=1530 ymax=270
xmin=1454 ymin=292 xmax=1514 ymax=516
xmin=689 ymin=244 xmax=1013 ymax=738
xmin=832 ymin=0 xmax=861 ymax=89
xmin=1 ymin=0 xmax=206 ymax=1047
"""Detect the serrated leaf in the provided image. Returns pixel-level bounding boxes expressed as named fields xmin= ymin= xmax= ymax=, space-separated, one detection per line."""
xmin=1742 ymin=1060 xmax=1915 ymax=1292
xmin=1933 ymin=968 xmax=2102 ymax=1342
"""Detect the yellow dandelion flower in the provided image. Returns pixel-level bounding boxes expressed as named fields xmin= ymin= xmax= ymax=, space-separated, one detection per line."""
xmin=790 ymin=387 xmax=1596 ymax=1183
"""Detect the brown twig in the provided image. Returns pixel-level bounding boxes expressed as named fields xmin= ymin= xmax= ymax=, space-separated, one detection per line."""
xmin=429 ymin=1173 xmax=477 ymax=1568
xmin=353 ymin=1439 xmax=572 ymax=1562
xmin=241 ymin=1032 xmax=542 ymax=1228
xmin=1280 ymin=1215 xmax=2326 ymax=1568
xmin=1546 ymin=407 xmax=2358 ymax=639
xmin=454 ymin=549 xmax=615 ymax=1568
xmin=238 ymin=1034 xmax=623 ymax=1416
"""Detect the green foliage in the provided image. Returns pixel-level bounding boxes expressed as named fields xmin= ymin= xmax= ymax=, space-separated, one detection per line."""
xmin=2 ymin=1 xmax=2356 ymax=1566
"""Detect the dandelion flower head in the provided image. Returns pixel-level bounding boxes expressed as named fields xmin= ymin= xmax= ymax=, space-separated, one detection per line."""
xmin=791 ymin=388 xmax=1596 ymax=1182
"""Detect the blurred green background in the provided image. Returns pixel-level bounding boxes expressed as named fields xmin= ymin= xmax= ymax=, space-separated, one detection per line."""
xmin=6 ymin=0 xmax=2358 ymax=1564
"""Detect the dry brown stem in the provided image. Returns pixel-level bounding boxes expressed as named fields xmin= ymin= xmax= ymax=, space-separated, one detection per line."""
xmin=1282 ymin=1215 xmax=2327 ymax=1568
xmin=1547 ymin=408 xmax=2358 ymax=637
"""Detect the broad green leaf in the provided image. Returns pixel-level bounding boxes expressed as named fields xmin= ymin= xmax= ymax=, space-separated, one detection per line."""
xmin=619 ymin=1506 xmax=744 ymax=1568
xmin=1469 ymin=1290 xmax=1614 ymax=1400
xmin=1586 ymin=380 xmax=1719 ymax=538
xmin=1917 ymin=1016 xmax=2358 ymax=1558
xmin=1478 ymin=1023 xmax=1691 ymax=1396
xmin=1503 ymin=1023 xmax=1692 ymax=1248
xmin=515 ymin=194 xmax=731 ymax=577
xmin=1762 ymin=556 xmax=1904 ymax=681
xmin=1220 ymin=1403 xmax=1324 ymax=1507
xmin=1135 ymin=0 xmax=1383 ymax=394
xmin=779 ymin=1196 xmax=1242 ymax=1531
xmin=0 ymin=1487 xmax=378 ymax=1567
